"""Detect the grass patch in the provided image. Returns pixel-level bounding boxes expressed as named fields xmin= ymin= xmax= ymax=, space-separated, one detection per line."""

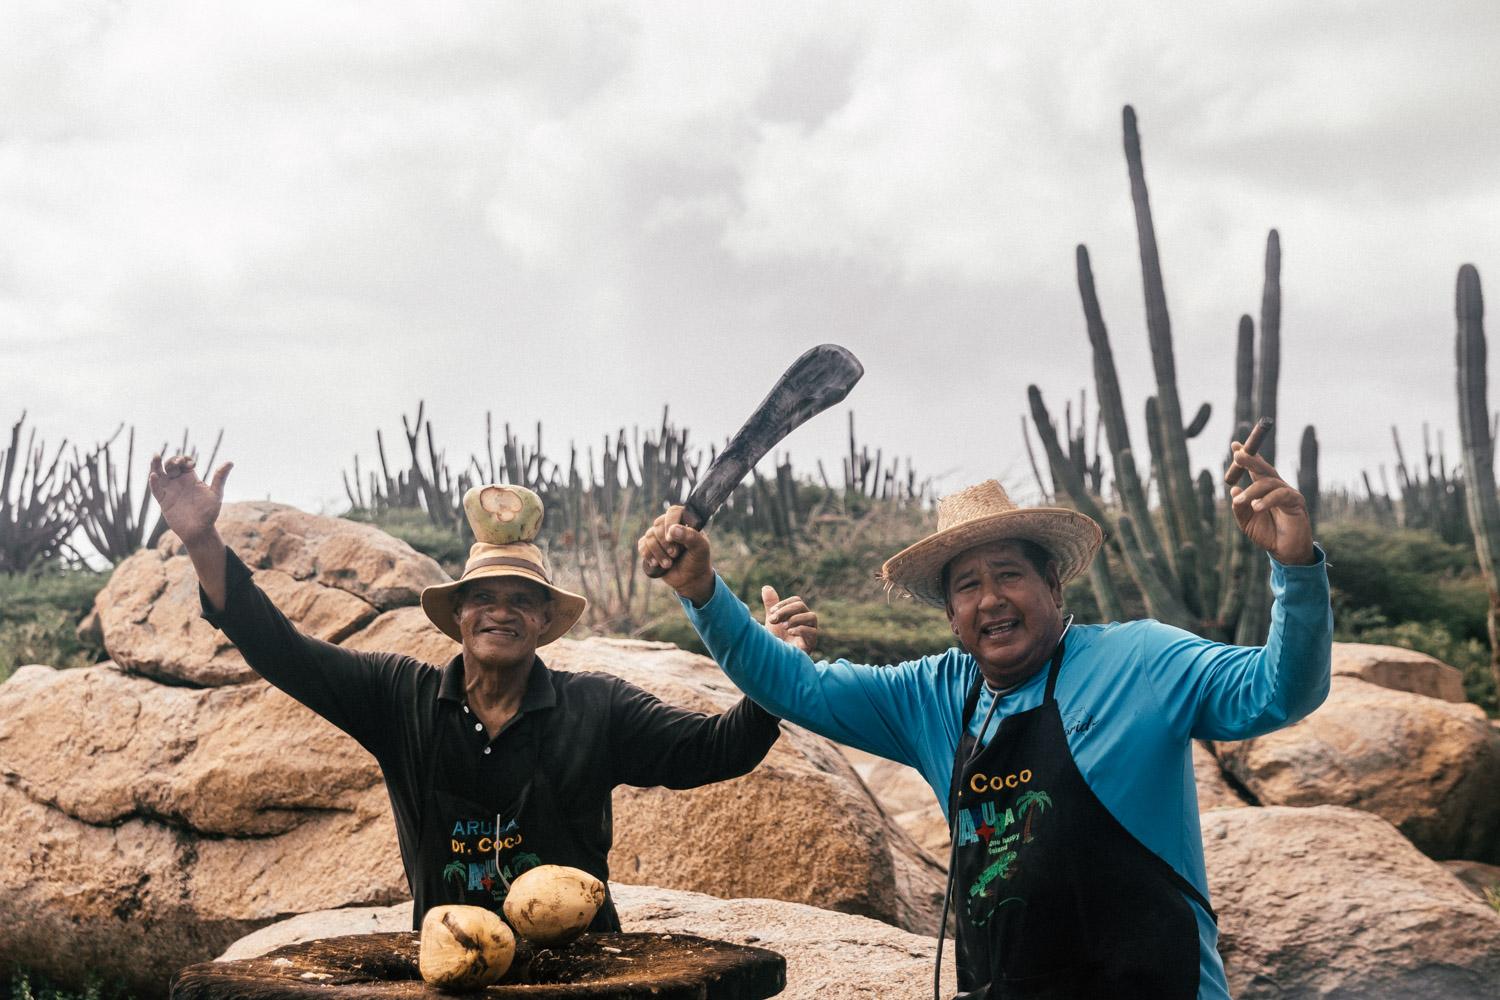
xmin=0 ymin=568 xmax=109 ymax=684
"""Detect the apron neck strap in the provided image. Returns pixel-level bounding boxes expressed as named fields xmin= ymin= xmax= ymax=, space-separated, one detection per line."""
xmin=1042 ymin=617 xmax=1073 ymax=703
xmin=961 ymin=617 xmax=1074 ymax=727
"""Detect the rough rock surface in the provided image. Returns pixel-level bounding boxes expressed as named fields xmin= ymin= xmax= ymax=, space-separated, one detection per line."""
xmin=1331 ymin=641 xmax=1468 ymax=702
xmin=0 ymin=665 xmax=408 ymax=1000
xmin=1443 ymin=859 xmax=1500 ymax=902
xmin=218 ymin=902 xmax=419 ymax=960
xmin=1204 ymin=805 xmax=1500 ymax=999
xmin=93 ymin=502 xmax=447 ymax=686
xmin=0 ymin=664 xmax=406 ymax=999
xmin=1193 ymin=740 xmax=1252 ymax=812
xmin=1213 ymin=675 xmax=1500 ymax=861
xmin=838 ymin=745 xmax=950 ymax=860
xmin=217 ymin=885 xmax=960 ymax=1000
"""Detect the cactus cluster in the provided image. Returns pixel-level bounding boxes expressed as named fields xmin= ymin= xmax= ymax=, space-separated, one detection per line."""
xmin=1028 ymin=106 xmax=1314 ymax=643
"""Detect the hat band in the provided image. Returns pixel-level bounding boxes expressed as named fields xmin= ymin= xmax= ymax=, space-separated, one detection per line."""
xmin=463 ymin=556 xmax=550 ymax=582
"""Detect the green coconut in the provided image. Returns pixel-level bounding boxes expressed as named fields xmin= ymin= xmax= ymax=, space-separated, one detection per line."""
xmin=462 ymin=485 xmax=544 ymax=545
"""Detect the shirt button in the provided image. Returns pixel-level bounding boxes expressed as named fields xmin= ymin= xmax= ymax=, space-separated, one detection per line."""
xmin=483 ymin=747 xmax=492 ymax=755
xmin=463 ymin=705 xmax=470 ymax=714
xmin=474 ymin=723 xmax=483 ymax=732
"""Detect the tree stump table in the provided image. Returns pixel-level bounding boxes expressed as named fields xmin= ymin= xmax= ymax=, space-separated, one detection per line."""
xmin=171 ymin=932 xmax=785 ymax=1000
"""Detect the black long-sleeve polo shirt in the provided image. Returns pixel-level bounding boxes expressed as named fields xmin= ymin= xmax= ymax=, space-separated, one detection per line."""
xmin=201 ymin=546 xmax=782 ymax=928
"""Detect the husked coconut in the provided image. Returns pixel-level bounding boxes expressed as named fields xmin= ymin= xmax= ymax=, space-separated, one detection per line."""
xmin=419 ymin=904 xmax=516 ymax=991
xmin=502 ymin=865 xmax=607 ymax=947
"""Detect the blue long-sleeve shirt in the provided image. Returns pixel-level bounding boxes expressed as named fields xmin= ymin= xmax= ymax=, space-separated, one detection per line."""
xmin=684 ymin=550 xmax=1332 ymax=1000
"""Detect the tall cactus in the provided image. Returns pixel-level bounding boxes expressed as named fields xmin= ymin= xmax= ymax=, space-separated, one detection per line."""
xmin=1123 ymin=106 xmax=1207 ymax=592
xmin=1234 ymin=232 xmax=1282 ymax=645
xmin=1454 ymin=263 xmax=1500 ymax=701
xmin=1298 ymin=426 xmax=1319 ymax=537
xmin=1029 ymin=107 xmax=1286 ymax=643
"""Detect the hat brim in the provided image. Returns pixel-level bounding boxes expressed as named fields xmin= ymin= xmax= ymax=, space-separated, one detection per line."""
xmin=881 ymin=507 xmax=1103 ymax=608
xmin=420 ymin=568 xmax=587 ymax=647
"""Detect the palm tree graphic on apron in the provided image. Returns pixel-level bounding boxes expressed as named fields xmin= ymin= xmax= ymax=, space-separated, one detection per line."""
xmin=1017 ymin=790 xmax=1052 ymax=841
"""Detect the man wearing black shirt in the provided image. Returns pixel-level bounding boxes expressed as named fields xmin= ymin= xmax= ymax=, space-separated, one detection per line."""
xmin=148 ymin=454 xmax=791 ymax=932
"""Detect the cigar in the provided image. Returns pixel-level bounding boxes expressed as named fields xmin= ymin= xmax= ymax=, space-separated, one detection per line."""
xmin=1224 ymin=417 xmax=1273 ymax=487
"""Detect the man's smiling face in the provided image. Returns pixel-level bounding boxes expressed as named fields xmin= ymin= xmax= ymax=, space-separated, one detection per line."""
xmin=453 ymin=577 xmax=555 ymax=672
xmin=943 ymin=539 xmax=1064 ymax=689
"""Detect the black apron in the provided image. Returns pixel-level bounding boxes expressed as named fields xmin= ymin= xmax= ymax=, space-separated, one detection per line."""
xmin=414 ymin=705 xmax=620 ymax=932
xmin=945 ymin=637 xmax=1213 ymax=999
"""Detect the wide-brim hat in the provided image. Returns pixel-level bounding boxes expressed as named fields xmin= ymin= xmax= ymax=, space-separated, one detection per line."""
xmin=421 ymin=541 xmax=588 ymax=647
xmin=880 ymin=480 xmax=1103 ymax=608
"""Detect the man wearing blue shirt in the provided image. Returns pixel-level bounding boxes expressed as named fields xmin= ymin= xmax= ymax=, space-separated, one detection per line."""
xmin=638 ymin=441 xmax=1332 ymax=999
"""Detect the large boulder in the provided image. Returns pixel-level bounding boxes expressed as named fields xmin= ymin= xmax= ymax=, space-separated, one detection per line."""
xmin=838 ymin=745 xmax=950 ymax=860
xmin=216 ymin=885 xmax=960 ymax=1000
xmin=1212 ymin=675 xmax=1500 ymax=861
xmin=1331 ymin=641 xmax=1468 ymax=702
xmin=93 ymin=502 xmax=447 ymax=686
xmin=0 ymin=663 xmax=406 ymax=999
xmin=1204 ymin=805 xmax=1500 ymax=999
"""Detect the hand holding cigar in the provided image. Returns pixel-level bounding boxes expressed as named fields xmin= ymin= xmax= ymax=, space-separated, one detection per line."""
xmin=1224 ymin=417 xmax=1273 ymax=487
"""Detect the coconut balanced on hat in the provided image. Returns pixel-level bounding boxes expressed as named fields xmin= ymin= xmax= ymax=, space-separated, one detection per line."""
xmin=419 ymin=484 xmax=588 ymax=646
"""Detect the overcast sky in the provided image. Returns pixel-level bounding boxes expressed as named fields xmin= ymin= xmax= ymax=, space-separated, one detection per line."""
xmin=6 ymin=1 xmax=1500 ymax=525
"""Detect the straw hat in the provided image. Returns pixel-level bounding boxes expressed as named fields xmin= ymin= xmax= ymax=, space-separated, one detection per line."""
xmin=880 ymin=480 xmax=1103 ymax=608
xmin=420 ymin=485 xmax=587 ymax=647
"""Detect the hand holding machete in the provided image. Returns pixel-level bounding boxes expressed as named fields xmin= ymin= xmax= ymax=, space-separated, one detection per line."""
xmin=638 ymin=508 xmax=820 ymax=652
xmin=642 ymin=344 xmax=863 ymax=575
xmin=639 ymin=343 xmax=861 ymax=651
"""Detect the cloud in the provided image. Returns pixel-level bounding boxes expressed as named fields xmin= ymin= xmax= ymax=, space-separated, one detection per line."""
xmin=2 ymin=0 xmax=1499 ymax=516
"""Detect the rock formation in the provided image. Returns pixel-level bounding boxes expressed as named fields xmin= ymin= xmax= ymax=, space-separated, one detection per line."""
xmin=1332 ymin=642 xmax=1469 ymax=702
xmin=1204 ymin=805 xmax=1500 ymax=998
xmin=1213 ymin=674 xmax=1500 ymax=861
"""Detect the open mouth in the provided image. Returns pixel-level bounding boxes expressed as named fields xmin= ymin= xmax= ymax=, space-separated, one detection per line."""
xmin=980 ymin=619 xmax=1019 ymax=639
xmin=479 ymin=625 xmax=521 ymax=638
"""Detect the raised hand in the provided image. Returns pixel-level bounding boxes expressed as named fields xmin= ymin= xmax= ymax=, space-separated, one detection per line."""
xmin=761 ymin=586 xmax=819 ymax=654
xmin=637 ymin=506 xmax=716 ymax=606
xmin=148 ymin=455 xmax=233 ymax=548
xmin=1228 ymin=443 xmax=1315 ymax=565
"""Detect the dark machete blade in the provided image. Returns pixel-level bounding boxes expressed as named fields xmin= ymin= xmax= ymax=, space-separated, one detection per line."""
xmin=682 ymin=343 xmax=863 ymax=529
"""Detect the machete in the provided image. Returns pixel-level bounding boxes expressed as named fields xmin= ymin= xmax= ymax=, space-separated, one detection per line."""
xmin=645 ymin=343 xmax=864 ymax=577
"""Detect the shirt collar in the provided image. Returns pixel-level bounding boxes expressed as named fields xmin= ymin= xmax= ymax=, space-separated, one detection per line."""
xmin=438 ymin=653 xmax=558 ymax=714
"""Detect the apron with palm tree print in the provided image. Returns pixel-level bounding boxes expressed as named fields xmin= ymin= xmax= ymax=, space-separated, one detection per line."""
xmin=946 ymin=639 xmax=1213 ymax=999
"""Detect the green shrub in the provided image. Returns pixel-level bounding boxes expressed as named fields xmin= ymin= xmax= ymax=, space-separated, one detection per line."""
xmin=0 ymin=568 xmax=108 ymax=684
xmin=4 ymin=966 xmax=134 ymax=1000
xmin=1320 ymin=523 xmax=1487 ymax=642
xmin=639 ymin=594 xmax=956 ymax=666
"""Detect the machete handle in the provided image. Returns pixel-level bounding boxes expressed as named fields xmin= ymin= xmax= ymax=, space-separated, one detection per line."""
xmin=643 ymin=504 xmax=705 ymax=579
